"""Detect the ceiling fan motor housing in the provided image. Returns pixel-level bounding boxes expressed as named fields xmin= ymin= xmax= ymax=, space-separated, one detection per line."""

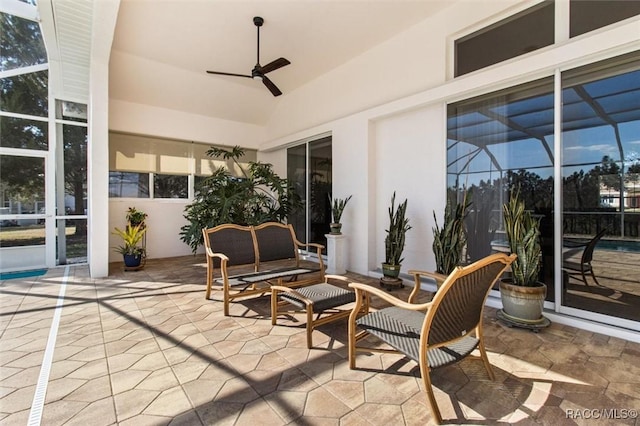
xmin=251 ymin=67 xmax=263 ymax=80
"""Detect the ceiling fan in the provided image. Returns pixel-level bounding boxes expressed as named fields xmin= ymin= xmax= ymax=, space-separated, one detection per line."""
xmin=206 ymin=16 xmax=290 ymax=97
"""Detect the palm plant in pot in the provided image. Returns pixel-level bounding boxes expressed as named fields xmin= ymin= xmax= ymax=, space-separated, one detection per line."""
xmin=113 ymin=223 xmax=147 ymax=268
xmin=113 ymin=207 xmax=147 ymax=269
xmin=382 ymin=192 xmax=411 ymax=280
xmin=329 ymin=194 xmax=352 ymax=235
xmin=499 ymin=189 xmax=548 ymax=326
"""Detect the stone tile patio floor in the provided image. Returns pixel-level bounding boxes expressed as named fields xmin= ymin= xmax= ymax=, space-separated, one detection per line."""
xmin=1 ymin=255 xmax=640 ymax=425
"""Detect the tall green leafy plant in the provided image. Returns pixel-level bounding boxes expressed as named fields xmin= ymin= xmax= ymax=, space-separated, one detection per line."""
xmin=180 ymin=146 xmax=302 ymax=252
xmin=503 ymin=189 xmax=542 ymax=287
xmin=126 ymin=207 xmax=147 ymax=228
xmin=432 ymin=194 xmax=470 ymax=274
xmin=384 ymin=192 xmax=411 ymax=266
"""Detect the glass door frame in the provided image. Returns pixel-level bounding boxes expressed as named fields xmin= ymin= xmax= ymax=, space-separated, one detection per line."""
xmin=553 ymin=59 xmax=640 ymax=332
xmin=286 ymin=132 xmax=332 ymax=260
xmin=0 ymin=146 xmax=53 ymax=271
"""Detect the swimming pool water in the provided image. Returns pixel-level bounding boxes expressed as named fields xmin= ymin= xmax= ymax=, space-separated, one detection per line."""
xmin=597 ymin=240 xmax=640 ymax=253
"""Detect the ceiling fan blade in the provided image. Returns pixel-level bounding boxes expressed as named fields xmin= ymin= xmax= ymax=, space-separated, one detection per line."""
xmin=260 ymin=57 xmax=290 ymax=75
xmin=206 ymin=70 xmax=252 ymax=78
xmin=262 ymin=75 xmax=282 ymax=97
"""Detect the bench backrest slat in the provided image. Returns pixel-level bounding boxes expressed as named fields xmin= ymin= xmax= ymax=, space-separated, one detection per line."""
xmin=204 ymin=224 xmax=257 ymax=268
xmin=254 ymin=223 xmax=298 ymax=265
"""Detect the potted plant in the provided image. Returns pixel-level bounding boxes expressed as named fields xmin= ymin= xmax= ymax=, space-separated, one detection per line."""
xmin=126 ymin=206 xmax=147 ymax=228
xmin=382 ymin=192 xmax=411 ymax=279
xmin=432 ymin=194 xmax=470 ymax=275
xmin=113 ymin=223 xmax=147 ymax=268
xmin=499 ymin=189 xmax=548 ymax=326
xmin=329 ymin=194 xmax=352 ymax=234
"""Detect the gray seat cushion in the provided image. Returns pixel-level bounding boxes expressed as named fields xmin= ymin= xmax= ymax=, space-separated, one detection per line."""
xmin=357 ymin=306 xmax=479 ymax=369
xmin=280 ymin=283 xmax=355 ymax=312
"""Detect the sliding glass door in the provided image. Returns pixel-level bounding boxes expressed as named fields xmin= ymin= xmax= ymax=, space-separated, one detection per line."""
xmin=287 ymin=135 xmax=332 ymax=255
xmin=560 ymin=54 xmax=640 ymax=324
xmin=447 ymin=77 xmax=556 ymax=299
xmin=447 ymin=52 xmax=640 ymax=329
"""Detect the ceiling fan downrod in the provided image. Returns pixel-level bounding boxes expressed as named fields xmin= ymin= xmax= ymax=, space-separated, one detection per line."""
xmin=254 ymin=16 xmax=263 ymax=69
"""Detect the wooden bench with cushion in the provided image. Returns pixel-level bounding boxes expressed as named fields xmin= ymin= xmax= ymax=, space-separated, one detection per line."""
xmin=202 ymin=222 xmax=325 ymax=316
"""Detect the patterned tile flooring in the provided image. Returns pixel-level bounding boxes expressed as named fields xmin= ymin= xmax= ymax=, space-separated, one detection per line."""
xmin=1 ymin=255 xmax=640 ymax=425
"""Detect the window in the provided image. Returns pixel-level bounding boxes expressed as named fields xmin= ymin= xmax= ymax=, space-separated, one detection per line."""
xmin=0 ymin=116 xmax=48 ymax=150
xmin=287 ymin=135 xmax=332 ymax=254
xmin=56 ymin=100 xmax=88 ymax=264
xmin=109 ymin=172 xmax=150 ymax=198
xmin=570 ymin=0 xmax=640 ymax=38
xmin=108 ymin=132 xmax=256 ymax=199
xmin=1 ymin=2 xmax=89 ymax=269
xmin=0 ymin=12 xmax=47 ymax=72
xmin=455 ymin=1 xmax=640 ymax=78
xmin=455 ymin=1 xmax=554 ymax=77
xmin=0 ymin=5 xmax=51 ymax=271
xmin=153 ymin=174 xmax=188 ymax=199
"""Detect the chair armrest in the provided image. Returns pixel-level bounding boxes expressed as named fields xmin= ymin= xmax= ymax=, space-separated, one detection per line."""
xmin=349 ymin=282 xmax=432 ymax=311
xmin=325 ymin=274 xmax=349 ymax=283
xmin=294 ymin=239 xmax=325 ymax=253
xmin=307 ymin=242 xmax=325 ymax=252
xmin=408 ymin=269 xmax=447 ymax=284
xmin=204 ymin=247 xmax=230 ymax=262
xmin=406 ymin=269 xmax=446 ymax=303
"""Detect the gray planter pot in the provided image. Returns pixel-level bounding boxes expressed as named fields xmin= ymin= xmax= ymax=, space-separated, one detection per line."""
xmin=499 ymin=280 xmax=547 ymax=323
xmin=329 ymin=223 xmax=342 ymax=235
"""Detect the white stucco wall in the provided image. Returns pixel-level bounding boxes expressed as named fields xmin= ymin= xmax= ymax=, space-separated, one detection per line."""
xmin=372 ymin=105 xmax=445 ymax=275
xmin=108 ymin=199 xmax=198 ymax=263
xmin=110 ymin=100 xmax=266 ymax=150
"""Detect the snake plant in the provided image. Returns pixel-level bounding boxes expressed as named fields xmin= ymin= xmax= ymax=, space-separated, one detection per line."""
xmin=384 ymin=192 xmax=411 ymax=266
xmin=432 ymin=195 xmax=470 ymax=275
xmin=502 ymin=190 xmax=541 ymax=287
xmin=329 ymin=194 xmax=353 ymax=223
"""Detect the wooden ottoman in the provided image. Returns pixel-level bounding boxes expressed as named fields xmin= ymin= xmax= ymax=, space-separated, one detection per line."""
xmin=271 ymin=276 xmax=367 ymax=348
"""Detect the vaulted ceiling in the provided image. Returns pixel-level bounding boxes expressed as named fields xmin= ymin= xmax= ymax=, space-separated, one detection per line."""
xmin=108 ymin=0 xmax=450 ymax=126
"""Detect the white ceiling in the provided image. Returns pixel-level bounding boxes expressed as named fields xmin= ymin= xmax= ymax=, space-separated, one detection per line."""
xmin=108 ymin=0 xmax=450 ymax=126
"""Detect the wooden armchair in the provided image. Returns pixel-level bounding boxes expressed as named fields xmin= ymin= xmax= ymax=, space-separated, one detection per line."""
xmin=347 ymin=253 xmax=516 ymax=424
